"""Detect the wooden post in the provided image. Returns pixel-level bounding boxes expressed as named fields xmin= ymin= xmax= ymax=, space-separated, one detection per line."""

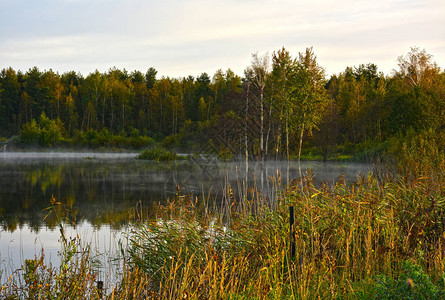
xmin=289 ymin=206 xmax=295 ymax=259
xmin=97 ymin=280 xmax=104 ymax=299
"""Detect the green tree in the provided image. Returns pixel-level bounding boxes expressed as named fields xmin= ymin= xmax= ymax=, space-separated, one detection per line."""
xmin=20 ymin=119 xmax=41 ymax=144
xmin=39 ymin=112 xmax=63 ymax=146
xmin=389 ymin=47 xmax=443 ymax=134
xmin=145 ymin=67 xmax=157 ymax=90
xmin=131 ymin=71 xmax=150 ymax=133
xmin=102 ymin=69 xmax=133 ymax=133
xmin=212 ymin=69 xmax=226 ymax=112
xmin=23 ymin=67 xmax=44 ymax=119
xmin=0 ymin=68 xmax=21 ymax=135
xmin=314 ymin=100 xmax=340 ymax=161
xmin=169 ymin=78 xmax=185 ymax=135
xmin=19 ymin=112 xmax=64 ymax=146
xmin=40 ymin=69 xmax=63 ymax=119
xmin=270 ymin=47 xmax=297 ymax=160
xmin=193 ymin=73 xmax=212 ymax=122
xmin=336 ymin=64 xmax=386 ymax=143
xmin=64 ymin=93 xmax=77 ymax=135
xmin=83 ymin=71 xmax=104 ymax=129
xmin=293 ymin=47 xmax=328 ymax=174
xmin=153 ymin=77 xmax=172 ymax=135
xmin=181 ymin=75 xmax=195 ymax=124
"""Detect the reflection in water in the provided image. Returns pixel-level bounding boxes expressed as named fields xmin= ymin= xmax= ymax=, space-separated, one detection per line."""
xmin=0 ymin=152 xmax=371 ymax=282
xmin=0 ymin=221 xmax=127 ymax=286
xmin=0 ymin=153 xmax=371 ymax=231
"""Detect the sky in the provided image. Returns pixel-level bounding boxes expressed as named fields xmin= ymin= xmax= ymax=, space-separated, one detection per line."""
xmin=1 ymin=0 xmax=444 ymax=78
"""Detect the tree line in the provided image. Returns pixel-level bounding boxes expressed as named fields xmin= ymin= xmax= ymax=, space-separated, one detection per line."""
xmin=0 ymin=46 xmax=444 ymax=160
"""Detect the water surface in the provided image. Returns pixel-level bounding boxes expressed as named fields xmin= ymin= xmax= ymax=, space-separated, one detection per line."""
xmin=0 ymin=152 xmax=371 ymax=283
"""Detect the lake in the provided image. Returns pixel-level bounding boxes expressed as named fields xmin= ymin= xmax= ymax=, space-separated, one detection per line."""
xmin=0 ymin=152 xmax=371 ymax=284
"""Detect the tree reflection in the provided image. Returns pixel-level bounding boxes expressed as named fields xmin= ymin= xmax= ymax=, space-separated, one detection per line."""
xmin=0 ymin=156 xmax=370 ymax=232
xmin=0 ymin=159 xmax=162 ymax=232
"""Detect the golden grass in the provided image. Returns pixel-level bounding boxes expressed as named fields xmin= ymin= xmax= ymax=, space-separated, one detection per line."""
xmin=2 ymin=132 xmax=445 ymax=298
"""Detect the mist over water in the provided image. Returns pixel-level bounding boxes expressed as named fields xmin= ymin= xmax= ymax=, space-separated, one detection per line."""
xmin=0 ymin=152 xmax=370 ymax=282
xmin=0 ymin=152 xmax=138 ymax=160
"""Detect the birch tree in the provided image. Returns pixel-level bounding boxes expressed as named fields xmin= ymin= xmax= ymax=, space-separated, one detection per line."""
xmin=293 ymin=47 xmax=328 ymax=176
xmin=247 ymin=52 xmax=270 ymax=162
xmin=270 ymin=47 xmax=296 ymax=161
xmin=396 ymin=47 xmax=435 ymax=88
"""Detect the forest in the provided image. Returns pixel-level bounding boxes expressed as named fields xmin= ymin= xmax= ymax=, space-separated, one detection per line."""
xmin=0 ymin=46 xmax=444 ymax=161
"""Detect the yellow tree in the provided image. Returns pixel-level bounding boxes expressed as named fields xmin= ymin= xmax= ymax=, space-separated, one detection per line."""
xmin=292 ymin=47 xmax=328 ymax=175
xmin=246 ymin=52 xmax=270 ymax=162
xmin=393 ymin=47 xmax=444 ymax=131
xmin=270 ymin=47 xmax=297 ymax=160
xmin=396 ymin=46 xmax=435 ymax=88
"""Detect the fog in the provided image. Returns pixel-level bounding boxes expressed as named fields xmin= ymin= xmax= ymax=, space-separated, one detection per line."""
xmin=0 ymin=152 xmax=371 ymax=284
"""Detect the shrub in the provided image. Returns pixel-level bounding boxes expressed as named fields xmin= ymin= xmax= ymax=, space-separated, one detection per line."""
xmin=128 ymin=136 xmax=154 ymax=148
xmin=127 ymin=126 xmax=140 ymax=138
xmin=138 ymin=147 xmax=180 ymax=161
xmin=19 ymin=113 xmax=64 ymax=146
xmin=374 ymin=261 xmax=444 ymax=299
xmin=70 ymin=129 xmax=153 ymax=149
xmin=217 ymin=146 xmax=233 ymax=162
xmin=20 ymin=119 xmax=41 ymax=145
xmin=384 ymin=128 xmax=445 ymax=195
xmin=40 ymin=120 xmax=63 ymax=146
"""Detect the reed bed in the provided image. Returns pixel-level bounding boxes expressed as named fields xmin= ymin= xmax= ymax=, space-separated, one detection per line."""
xmin=1 ymin=225 xmax=100 ymax=299
xmin=2 ymin=137 xmax=445 ymax=299
xmin=113 ymin=167 xmax=445 ymax=299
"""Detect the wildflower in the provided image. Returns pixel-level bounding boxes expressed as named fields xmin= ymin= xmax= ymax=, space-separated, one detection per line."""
xmin=406 ymin=278 xmax=414 ymax=289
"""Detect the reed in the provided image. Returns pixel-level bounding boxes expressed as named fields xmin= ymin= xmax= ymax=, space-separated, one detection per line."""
xmin=1 ymin=225 xmax=100 ymax=299
xmin=2 ymin=136 xmax=445 ymax=298
xmin=118 ymin=163 xmax=445 ymax=299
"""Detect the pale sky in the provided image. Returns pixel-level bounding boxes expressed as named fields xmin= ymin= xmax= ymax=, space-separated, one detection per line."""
xmin=1 ymin=0 xmax=444 ymax=78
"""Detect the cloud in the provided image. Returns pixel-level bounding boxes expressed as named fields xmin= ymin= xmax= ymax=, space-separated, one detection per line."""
xmin=0 ymin=0 xmax=444 ymax=77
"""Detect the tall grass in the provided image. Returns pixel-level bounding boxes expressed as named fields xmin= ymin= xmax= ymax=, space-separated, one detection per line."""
xmin=2 ymin=130 xmax=445 ymax=298
xmin=118 ymin=165 xmax=444 ymax=299
xmin=0 ymin=225 xmax=100 ymax=299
